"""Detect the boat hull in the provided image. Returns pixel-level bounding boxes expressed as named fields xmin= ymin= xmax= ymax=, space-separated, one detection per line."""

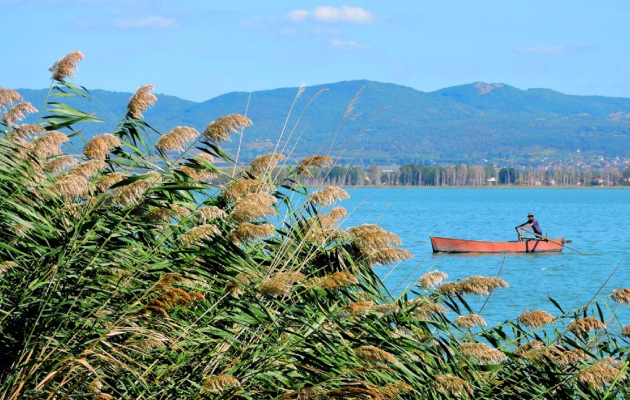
xmin=430 ymin=236 xmax=564 ymax=254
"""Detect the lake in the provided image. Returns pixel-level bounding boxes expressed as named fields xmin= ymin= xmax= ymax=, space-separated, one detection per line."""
xmin=337 ymin=187 xmax=630 ymax=329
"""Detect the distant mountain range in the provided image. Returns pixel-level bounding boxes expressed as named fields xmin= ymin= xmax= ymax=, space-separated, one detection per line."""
xmin=16 ymin=81 xmax=630 ymax=166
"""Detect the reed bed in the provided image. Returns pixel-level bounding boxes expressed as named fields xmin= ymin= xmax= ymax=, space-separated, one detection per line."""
xmin=0 ymin=52 xmax=629 ymax=400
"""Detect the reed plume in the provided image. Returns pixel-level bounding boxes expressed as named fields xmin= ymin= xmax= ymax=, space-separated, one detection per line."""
xmin=33 ymin=131 xmax=69 ymax=158
xmin=69 ymin=160 xmax=107 ymax=178
xmin=435 ymin=374 xmax=473 ymax=397
xmin=417 ymin=271 xmax=448 ymax=289
xmin=127 ymin=84 xmax=157 ymax=119
xmin=457 ymin=342 xmax=507 ymax=364
xmin=229 ymin=222 xmax=274 ymax=243
xmin=622 ymin=325 xmax=630 ymax=338
xmin=355 ymin=345 xmax=398 ymax=364
xmin=320 ymin=271 xmax=358 ymax=289
xmin=0 ymin=261 xmax=17 ymax=278
xmin=178 ymin=224 xmax=220 ymax=247
xmin=370 ymin=303 xmax=400 ymax=315
xmin=44 ymin=155 xmax=77 ymax=172
xmin=576 ymin=362 xmax=627 ymax=390
xmin=177 ymin=165 xmax=217 ymax=182
xmin=517 ymin=310 xmax=554 ymax=329
xmin=222 ymin=178 xmax=275 ymax=202
xmin=455 ymin=314 xmax=487 ymax=329
xmin=147 ymin=288 xmax=205 ymax=309
xmin=366 ymin=248 xmax=413 ymax=266
xmin=310 ymin=186 xmax=349 ymax=207
xmin=95 ymin=172 xmax=126 ymax=192
xmin=230 ymin=192 xmax=277 ymax=222
xmin=611 ymin=288 xmax=630 ymax=304
xmin=83 ymin=133 xmax=121 ymax=160
xmin=55 ymin=174 xmax=90 ymax=199
xmin=339 ymin=301 xmax=374 ymax=315
xmin=439 ymin=276 xmax=508 ymax=296
xmin=296 ymin=155 xmax=333 ymax=177
xmin=257 ymin=272 xmax=305 ymax=297
xmin=12 ymin=123 xmax=45 ymax=140
xmin=0 ymin=87 xmax=22 ymax=109
xmin=410 ymin=300 xmax=448 ymax=319
xmin=48 ymin=50 xmax=84 ymax=81
xmin=202 ymin=114 xmax=252 ymax=143
xmin=156 ymin=126 xmax=199 ymax=152
xmin=250 ymin=152 xmax=285 ymax=174
xmin=568 ymin=317 xmax=606 ymax=335
xmin=202 ymin=375 xmax=240 ymax=394
xmin=112 ymin=174 xmax=160 ymax=206
xmin=348 ymin=224 xmax=401 ymax=253
xmin=2 ymin=102 xmax=37 ymax=126
xmin=194 ymin=206 xmax=227 ymax=223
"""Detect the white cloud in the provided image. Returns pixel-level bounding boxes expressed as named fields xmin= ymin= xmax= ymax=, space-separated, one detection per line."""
xmin=286 ymin=6 xmax=374 ymax=24
xmin=329 ymin=39 xmax=371 ymax=50
xmin=114 ymin=16 xmax=177 ymax=29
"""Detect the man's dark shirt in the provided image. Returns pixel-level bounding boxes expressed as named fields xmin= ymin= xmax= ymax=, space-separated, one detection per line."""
xmin=529 ymin=218 xmax=542 ymax=234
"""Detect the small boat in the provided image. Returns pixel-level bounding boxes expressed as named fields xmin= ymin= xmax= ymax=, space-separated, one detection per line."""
xmin=430 ymin=236 xmax=565 ymax=254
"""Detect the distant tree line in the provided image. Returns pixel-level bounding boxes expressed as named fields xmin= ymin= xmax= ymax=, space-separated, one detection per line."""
xmin=294 ymin=164 xmax=630 ymax=187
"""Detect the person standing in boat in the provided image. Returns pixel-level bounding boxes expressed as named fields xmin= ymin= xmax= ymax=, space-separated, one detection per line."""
xmin=516 ymin=213 xmax=542 ymax=239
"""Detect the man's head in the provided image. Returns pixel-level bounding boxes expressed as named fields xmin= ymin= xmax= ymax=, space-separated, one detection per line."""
xmin=528 ymin=213 xmax=534 ymax=219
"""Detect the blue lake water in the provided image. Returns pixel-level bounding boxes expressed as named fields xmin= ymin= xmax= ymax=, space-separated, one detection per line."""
xmin=337 ymin=188 xmax=630 ymax=329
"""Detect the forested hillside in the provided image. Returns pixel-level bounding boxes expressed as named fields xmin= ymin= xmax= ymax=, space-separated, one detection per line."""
xmin=17 ymin=80 xmax=630 ymax=166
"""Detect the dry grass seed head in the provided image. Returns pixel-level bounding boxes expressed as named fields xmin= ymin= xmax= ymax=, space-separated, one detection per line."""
xmin=339 ymin=301 xmax=374 ymax=315
xmin=203 ymin=113 xmax=252 ymax=143
xmin=516 ymin=340 xmax=545 ymax=357
xmin=177 ymin=165 xmax=217 ymax=182
xmin=410 ymin=300 xmax=448 ymax=319
xmin=366 ymin=248 xmax=413 ymax=266
xmin=348 ymin=224 xmax=402 ymax=254
xmin=370 ymin=303 xmax=400 ymax=315
xmin=258 ymin=271 xmax=305 ymax=297
xmin=296 ymin=155 xmax=334 ymax=177
xmin=322 ymin=271 xmax=358 ymax=289
xmin=147 ymin=288 xmax=205 ymax=309
xmin=156 ymin=126 xmax=199 ymax=152
xmin=455 ymin=314 xmax=487 ymax=329
xmin=622 ymin=325 xmax=630 ymax=338
xmin=202 ymin=375 xmax=241 ymax=394
xmin=178 ymin=224 xmax=221 ymax=247
xmin=229 ymin=222 xmax=274 ymax=243
xmin=194 ymin=206 xmax=227 ymax=223
xmin=112 ymin=174 xmax=160 ymax=206
xmin=310 ymin=186 xmax=350 ymax=207
xmin=417 ymin=271 xmax=448 ymax=289
xmin=230 ymin=192 xmax=277 ymax=222
xmin=222 ymin=178 xmax=275 ymax=202
xmin=568 ymin=317 xmax=606 ymax=335
xmin=3 ymin=102 xmax=38 ymax=126
xmin=49 ymin=50 xmax=84 ymax=81
xmin=96 ymin=172 xmax=127 ymax=192
xmin=576 ymin=362 xmax=627 ymax=390
xmin=44 ymin=155 xmax=77 ymax=172
xmin=151 ymin=273 xmax=191 ymax=292
xmin=93 ymin=394 xmax=113 ymax=400
xmin=0 ymin=261 xmax=18 ymax=277
xmin=355 ymin=345 xmax=398 ymax=365
xmin=13 ymin=123 xmax=45 ymax=139
xmin=611 ymin=288 xmax=630 ymax=304
xmin=518 ymin=310 xmax=555 ymax=329
xmin=55 ymin=174 xmax=90 ymax=199
xmin=69 ymin=160 xmax=107 ymax=178
xmin=33 ymin=131 xmax=69 ymax=158
xmin=0 ymin=87 xmax=22 ymax=109
xmin=435 ymin=374 xmax=473 ymax=398
xmin=250 ymin=152 xmax=285 ymax=174
xmin=554 ymin=349 xmax=590 ymax=366
xmin=83 ymin=134 xmax=120 ymax=160
xmin=457 ymin=342 xmax=507 ymax=364
xmin=127 ymin=84 xmax=157 ymax=119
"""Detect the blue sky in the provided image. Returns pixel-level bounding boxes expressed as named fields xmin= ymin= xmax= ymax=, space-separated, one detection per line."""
xmin=2 ymin=0 xmax=629 ymax=102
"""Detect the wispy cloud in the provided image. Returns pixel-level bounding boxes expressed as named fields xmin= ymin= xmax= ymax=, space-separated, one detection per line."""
xmin=516 ymin=44 xmax=595 ymax=55
xmin=114 ymin=16 xmax=177 ymax=29
xmin=329 ymin=39 xmax=371 ymax=50
xmin=287 ymin=6 xmax=374 ymax=24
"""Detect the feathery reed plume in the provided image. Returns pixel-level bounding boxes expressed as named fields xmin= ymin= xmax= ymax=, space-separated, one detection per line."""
xmin=127 ymin=84 xmax=157 ymax=119
xmin=123 ymin=338 xmax=166 ymax=352
xmin=250 ymin=152 xmax=285 ymax=174
xmin=439 ymin=276 xmax=508 ymax=296
xmin=417 ymin=271 xmax=448 ymax=289
xmin=202 ymin=114 xmax=252 ymax=143
xmin=320 ymin=271 xmax=358 ymax=289
xmin=304 ymin=228 xmax=346 ymax=245
xmin=55 ymin=174 xmax=90 ymax=199
xmin=258 ymin=271 xmax=305 ymax=297
xmin=222 ymin=178 xmax=275 ymax=202
xmin=95 ymin=172 xmax=126 ymax=192
xmin=49 ymin=50 xmax=84 ymax=81
xmin=2 ymin=102 xmax=37 ymax=126
xmin=112 ymin=174 xmax=160 ymax=206
xmin=382 ymin=382 xmax=413 ymax=397
xmin=69 ymin=160 xmax=107 ymax=178
xmin=355 ymin=345 xmax=398 ymax=364
xmin=227 ymin=273 xmax=250 ymax=298
xmin=516 ymin=340 xmax=545 ymax=357
xmin=410 ymin=300 xmax=448 ymax=319
xmin=33 ymin=131 xmax=69 ymax=158
xmin=194 ymin=206 xmax=226 ymax=223
xmin=202 ymin=375 xmax=241 ymax=394
xmin=339 ymin=301 xmax=374 ymax=315
xmin=455 ymin=314 xmax=487 ymax=329
xmin=435 ymin=374 xmax=473 ymax=398
xmin=0 ymin=87 xmax=22 ymax=109
xmin=310 ymin=186 xmax=349 ymax=207
xmin=370 ymin=303 xmax=400 ymax=315
xmin=296 ymin=155 xmax=333 ymax=177
xmin=576 ymin=362 xmax=627 ymax=390
xmin=554 ymin=349 xmax=590 ymax=366
xmin=61 ymin=203 xmax=85 ymax=219
xmin=12 ymin=123 xmax=46 ymax=139
xmin=348 ymin=224 xmax=401 ymax=252
xmin=230 ymin=192 xmax=277 ymax=222
xmin=147 ymin=204 xmax=191 ymax=223
xmin=457 ymin=342 xmax=507 ymax=364
xmin=44 ymin=155 xmax=77 ymax=172
xmin=622 ymin=325 xmax=630 ymax=338
xmin=151 ymin=273 xmax=191 ymax=292
xmin=93 ymin=394 xmax=113 ymax=400
xmin=518 ymin=310 xmax=554 ymax=329
xmin=0 ymin=261 xmax=17 ymax=278
xmin=134 ymin=305 xmax=169 ymax=318
xmin=88 ymin=378 xmax=103 ymax=393
xmin=178 ymin=224 xmax=220 ymax=247
xmin=156 ymin=126 xmax=199 ymax=152
xmin=366 ymin=248 xmax=413 ymax=266
xmin=177 ymin=165 xmax=217 ymax=182
xmin=83 ymin=133 xmax=121 ymax=160
xmin=568 ymin=317 xmax=606 ymax=335
xmin=147 ymin=288 xmax=205 ymax=309
xmin=611 ymin=288 xmax=630 ymax=304
xmin=228 ymin=222 xmax=274 ymax=243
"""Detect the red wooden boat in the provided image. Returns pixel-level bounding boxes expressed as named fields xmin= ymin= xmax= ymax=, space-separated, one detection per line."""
xmin=430 ymin=236 xmax=565 ymax=254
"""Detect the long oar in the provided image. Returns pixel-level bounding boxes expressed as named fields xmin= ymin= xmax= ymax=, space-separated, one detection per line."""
xmin=520 ymin=228 xmax=585 ymax=255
